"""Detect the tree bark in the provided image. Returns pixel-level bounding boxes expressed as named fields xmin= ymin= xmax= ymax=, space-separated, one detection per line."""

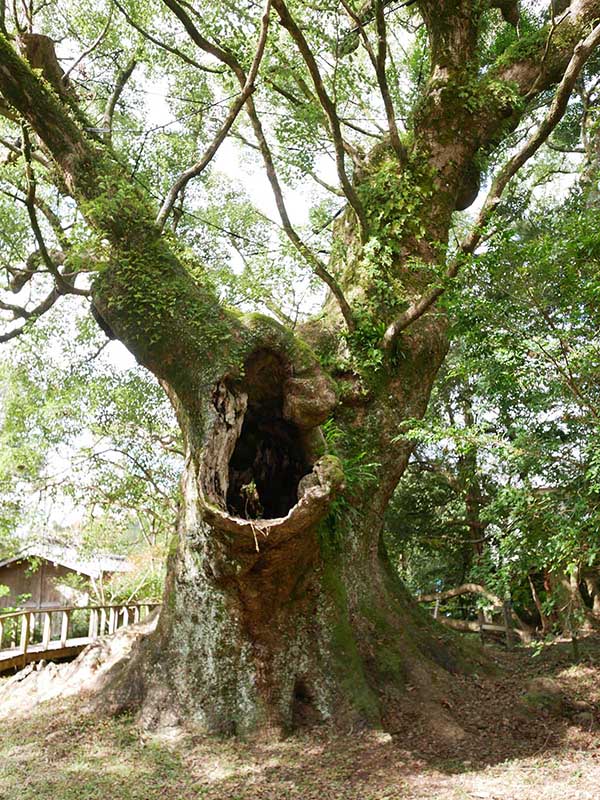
xmin=93 ymin=320 xmax=463 ymax=735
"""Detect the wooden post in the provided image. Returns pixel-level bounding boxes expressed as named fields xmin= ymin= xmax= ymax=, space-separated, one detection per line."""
xmin=433 ymin=598 xmax=440 ymax=619
xmin=60 ymin=610 xmax=69 ymax=647
xmin=88 ymin=608 xmax=99 ymax=639
xmin=19 ymin=613 xmax=30 ymax=655
xmin=0 ymin=617 xmax=4 ymax=649
xmin=502 ymin=600 xmax=515 ymax=650
xmin=477 ymin=609 xmax=486 ymax=646
xmin=133 ymin=605 xmax=140 ymax=623
xmin=122 ymin=606 xmax=129 ymax=627
xmin=100 ymin=607 xmax=107 ymax=636
xmin=42 ymin=611 xmax=52 ymax=648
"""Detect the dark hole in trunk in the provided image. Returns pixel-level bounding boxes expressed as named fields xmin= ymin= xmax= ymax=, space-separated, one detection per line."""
xmin=227 ymin=407 xmax=310 ymax=519
xmin=291 ymin=677 xmax=320 ymax=729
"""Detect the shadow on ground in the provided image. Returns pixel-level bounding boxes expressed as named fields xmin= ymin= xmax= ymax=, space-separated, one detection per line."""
xmin=0 ymin=635 xmax=599 ymax=800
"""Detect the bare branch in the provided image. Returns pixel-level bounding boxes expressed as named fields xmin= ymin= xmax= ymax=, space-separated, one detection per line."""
xmin=63 ymin=6 xmax=112 ymax=81
xmin=382 ymin=21 xmax=600 ymax=349
xmin=0 ymin=286 xmax=60 ymax=342
xmin=155 ymin=0 xmax=272 ymax=230
xmin=272 ymin=0 xmax=368 ymax=238
xmin=102 ymin=57 xmax=137 ymax=144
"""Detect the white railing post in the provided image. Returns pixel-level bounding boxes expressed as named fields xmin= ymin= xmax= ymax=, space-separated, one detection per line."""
xmin=42 ymin=611 xmax=52 ymax=648
xmin=88 ymin=608 xmax=99 ymax=639
xmin=60 ymin=610 xmax=70 ymax=647
xmin=19 ymin=613 xmax=30 ymax=655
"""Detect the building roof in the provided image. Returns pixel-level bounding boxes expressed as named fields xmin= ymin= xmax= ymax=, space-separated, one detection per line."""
xmin=0 ymin=543 xmax=132 ymax=579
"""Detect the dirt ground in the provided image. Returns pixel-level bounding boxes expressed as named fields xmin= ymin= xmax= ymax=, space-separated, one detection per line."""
xmin=0 ymin=635 xmax=599 ymax=800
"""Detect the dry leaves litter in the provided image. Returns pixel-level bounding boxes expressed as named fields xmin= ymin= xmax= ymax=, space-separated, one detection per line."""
xmin=0 ymin=635 xmax=599 ymax=800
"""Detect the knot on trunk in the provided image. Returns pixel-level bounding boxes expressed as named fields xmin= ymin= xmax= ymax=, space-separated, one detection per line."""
xmin=283 ymin=374 xmax=337 ymax=430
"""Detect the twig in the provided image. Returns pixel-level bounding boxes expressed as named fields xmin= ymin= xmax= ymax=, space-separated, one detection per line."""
xmin=155 ymin=0 xmax=272 ymax=230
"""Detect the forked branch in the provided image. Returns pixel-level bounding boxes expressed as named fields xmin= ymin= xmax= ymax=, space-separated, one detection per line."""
xmin=382 ymin=21 xmax=600 ymax=350
xmin=155 ymin=0 xmax=272 ymax=230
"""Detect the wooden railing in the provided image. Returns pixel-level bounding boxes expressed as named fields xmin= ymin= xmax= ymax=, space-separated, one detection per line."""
xmin=0 ymin=602 xmax=161 ymax=665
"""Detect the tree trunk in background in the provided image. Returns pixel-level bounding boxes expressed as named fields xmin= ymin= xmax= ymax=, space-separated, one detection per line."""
xmin=528 ymin=574 xmax=552 ymax=635
xmin=584 ymin=573 xmax=600 ymax=619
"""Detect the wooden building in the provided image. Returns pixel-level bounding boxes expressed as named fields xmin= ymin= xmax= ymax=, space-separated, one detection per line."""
xmin=0 ymin=544 xmax=131 ymax=610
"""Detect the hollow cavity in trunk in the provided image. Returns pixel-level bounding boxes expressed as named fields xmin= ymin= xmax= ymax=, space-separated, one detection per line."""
xmin=224 ymin=350 xmax=312 ymax=520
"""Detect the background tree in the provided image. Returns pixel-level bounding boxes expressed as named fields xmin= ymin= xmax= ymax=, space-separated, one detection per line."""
xmin=0 ymin=305 xmax=181 ymax=599
xmin=386 ymin=135 xmax=600 ymax=637
xmin=1 ymin=0 xmax=600 ymax=735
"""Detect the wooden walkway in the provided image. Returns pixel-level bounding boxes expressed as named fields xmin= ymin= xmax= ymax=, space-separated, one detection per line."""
xmin=0 ymin=602 xmax=160 ymax=673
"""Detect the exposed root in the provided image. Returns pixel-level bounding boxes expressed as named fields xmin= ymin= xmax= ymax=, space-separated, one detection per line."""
xmin=0 ymin=610 xmax=159 ymax=719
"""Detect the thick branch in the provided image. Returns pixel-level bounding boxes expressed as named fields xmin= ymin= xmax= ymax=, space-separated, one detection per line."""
xmin=382 ymin=19 xmax=600 ymax=349
xmin=461 ymin=21 xmax=600 ymax=257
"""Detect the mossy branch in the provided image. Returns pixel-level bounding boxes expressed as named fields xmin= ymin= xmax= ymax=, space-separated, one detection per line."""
xmin=382 ymin=20 xmax=600 ymax=349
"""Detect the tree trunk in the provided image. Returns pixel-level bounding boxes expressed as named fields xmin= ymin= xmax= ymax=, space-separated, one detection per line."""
xmin=584 ymin=573 xmax=600 ymax=619
xmin=528 ymin=573 xmax=552 ymax=635
xmin=99 ymin=330 xmax=473 ymax=736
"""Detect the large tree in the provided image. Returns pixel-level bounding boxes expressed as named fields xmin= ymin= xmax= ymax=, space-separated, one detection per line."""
xmin=1 ymin=0 xmax=600 ymax=735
